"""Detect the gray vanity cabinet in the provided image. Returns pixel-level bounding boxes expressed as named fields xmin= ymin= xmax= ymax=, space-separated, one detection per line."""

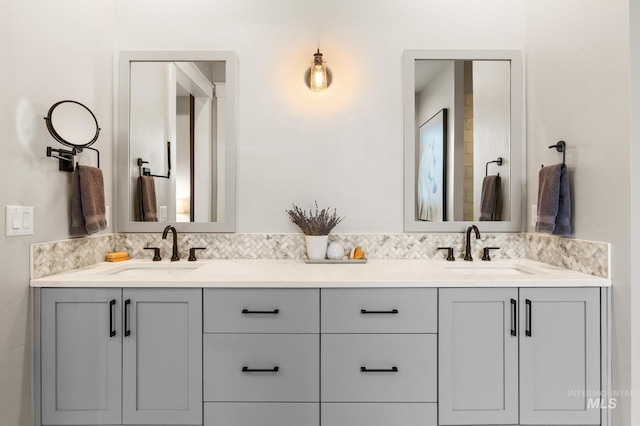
xmin=122 ymin=289 xmax=202 ymax=425
xmin=519 ymin=287 xmax=600 ymax=425
xmin=320 ymin=288 xmax=438 ymax=426
xmin=202 ymin=288 xmax=320 ymax=426
xmin=438 ymin=288 xmax=519 ymax=425
xmin=40 ymin=288 xmax=123 ymax=425
xmin=39 ymin=288 xmax=202 ymax=426
xmin=439 ymin=287 xmax=601 ymax=426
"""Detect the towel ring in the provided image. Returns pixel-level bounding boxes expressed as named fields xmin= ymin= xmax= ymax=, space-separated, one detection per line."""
xmin=542 ymin=140 xmax=566 ymax=169
xmin=485 ymin=157 xmax=503 ymax=176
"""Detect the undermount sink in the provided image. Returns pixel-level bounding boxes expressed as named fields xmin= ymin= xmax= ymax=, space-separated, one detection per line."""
xmin=106 ymin=263 xmax=203 ymax=277
xmin=443 ymin=262 xmax=542 ymax=276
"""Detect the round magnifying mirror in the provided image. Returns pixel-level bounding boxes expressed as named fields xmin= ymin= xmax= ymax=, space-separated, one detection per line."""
xmin=45 ymin=100 xmax=100 ymax=148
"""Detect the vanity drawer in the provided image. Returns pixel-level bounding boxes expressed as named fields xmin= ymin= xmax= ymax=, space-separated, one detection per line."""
xmin=321 ymin=403 xmax=437 ymax=426
xmin=203 ymin=289 xmax=319 ymax=333
xmin=321 ymin=288 xmax=437 ymax=333
xmin=321 ymin=334 xmax=437 ymax=402
xmin=203 ymin=334 xmax=319 ymax=402
xmin=204 ymin=403 xmax=319 ymax=426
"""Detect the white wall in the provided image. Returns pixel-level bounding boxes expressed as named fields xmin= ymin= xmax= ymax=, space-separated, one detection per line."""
xmin=473 ymin=61 xmax=511 ymax=220
xmin=0 ymin=2 xmax=113 ymax=426
xmin=525 ymin=1 xmax=632 ymax=424
xmin=114 ymin=0 xmax=526 ymax=233
xmin=129 ymin=62 xmax=174 ymax=220
xmin=629 ymin=0 xmax=640 ymax=423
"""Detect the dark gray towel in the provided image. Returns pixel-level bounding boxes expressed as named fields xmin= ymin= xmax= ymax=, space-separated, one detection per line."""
xmin=536 ymin=164 xmax=571 ymax=235
xmin=70 ymin=168 xmax=87 ymax=236
xmin=70 ymin=166 xmax=107 ymax=236
xmin=134 ymin=176 xmax=158 ymax=222
xmin=553 ymin=165 xmax=571 ymax=235
xmin=479 ymin=175 xmax=502 ymax=221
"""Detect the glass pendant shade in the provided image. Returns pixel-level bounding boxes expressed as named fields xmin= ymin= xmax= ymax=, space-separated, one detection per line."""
xmin=309 ymin=49 xmax=328 ymax=92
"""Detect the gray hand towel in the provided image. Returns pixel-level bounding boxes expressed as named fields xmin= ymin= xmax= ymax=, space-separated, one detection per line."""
xmin=535 ymin=164 xmax=571 ymax=235
xmin=70 ymin=168 xmax=87 ymax=236
xmin=479 ymin=175 xmax=502 ymax=221
xmin=70 ymin=166 xmax=107 ymax=236
xmin=79 ymin=166 xmax=107 ymax=234
xmin=134 ymin=176 xmax=158 ymax=222
xmin=553 ymin=165 xmax=571 ymax=235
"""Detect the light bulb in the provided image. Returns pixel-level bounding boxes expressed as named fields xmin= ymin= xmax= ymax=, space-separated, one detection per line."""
xmin=309 ymin=49 xmax=328 ymax=92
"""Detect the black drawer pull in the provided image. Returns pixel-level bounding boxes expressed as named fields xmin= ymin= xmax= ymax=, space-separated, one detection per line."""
xmin=510 ymin=298 xmax=517 ymax=337
xmin=242 ymin=366 xmax=280 ymax=373
xmin=525 ymin=299 xmax=532 ymax=337
xmin=360 ymin=309 xmax=399 ymax=314
xmin=242 ymin=309 xmax=280 ymax=315
xmin=109 ymin=300 xmax=116 ymax=337
xmin=124 ymin=299 xmax=131 ymax=337
xmin=360 ymin=366 xmax=399 ymax=373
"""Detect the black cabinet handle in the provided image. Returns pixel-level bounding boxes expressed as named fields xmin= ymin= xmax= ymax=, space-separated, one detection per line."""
xmin=360 ymin=366 xmax=399 ymax=373
xmin=109 ymin=300 xmax=116 ymax=337
xmin=241 ymin=309 xmax=280 ymax=315
xmin=242 ymin=366 xmax=279 ymax=373
xmin=360 ymin=309 xmax=399 ymax=314
xmin=525 ymin=299 xmax=532 ymax=337
xmin=510 ymin=299 xmax=517 ymax=336
xmin=124 ymin=299 xmax=131 ymax=337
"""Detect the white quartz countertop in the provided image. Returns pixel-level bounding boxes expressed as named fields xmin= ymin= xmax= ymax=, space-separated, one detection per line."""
xmin=30 ymin=258 xmax=611 ymax=288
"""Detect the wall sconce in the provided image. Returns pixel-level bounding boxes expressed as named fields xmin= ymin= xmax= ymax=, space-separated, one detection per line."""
xmin=306 ymin=49 xmax=332 ymax=91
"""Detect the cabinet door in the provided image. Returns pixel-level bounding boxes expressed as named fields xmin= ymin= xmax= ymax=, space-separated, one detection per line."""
xmin=439 ymin=288 xmax=519 ymax=425
xmin=122 ymin=289 xmax=202 ymax=425
xmin=41 ymin=288 xmax=122 ymax=425
xmin=519 ymin=288 xmax=600 ymax=425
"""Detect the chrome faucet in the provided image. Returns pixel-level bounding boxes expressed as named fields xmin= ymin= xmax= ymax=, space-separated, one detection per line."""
xmin=162 ymin=225 xmax=180 ymax=261
xmin=464 ymin=225 xmax=481 ymax=261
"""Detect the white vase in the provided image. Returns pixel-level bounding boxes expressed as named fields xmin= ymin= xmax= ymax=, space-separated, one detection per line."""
xmin=304 ymin=235 xmax=329 ymax=260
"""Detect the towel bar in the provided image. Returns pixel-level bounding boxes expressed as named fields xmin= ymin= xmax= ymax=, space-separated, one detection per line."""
xmin=137 ymin=141 xmax=171 ymax=179
xmin=542 ymin=140 xmax=566 ymax=169
xmin=485 ymin=157 xmax=503 ymax=176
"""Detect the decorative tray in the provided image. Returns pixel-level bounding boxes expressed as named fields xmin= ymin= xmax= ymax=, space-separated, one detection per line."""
xmin=304 ymin=258 xmax=367 ymax=264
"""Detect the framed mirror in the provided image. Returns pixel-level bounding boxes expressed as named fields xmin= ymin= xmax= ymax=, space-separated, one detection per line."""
xmin=117 ymin=51 xmax=237 ymax=232
xmin=403 ymin=50 xmax=524 ymax=232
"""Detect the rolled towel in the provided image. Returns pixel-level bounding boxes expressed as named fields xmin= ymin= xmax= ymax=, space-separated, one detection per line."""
xmin=479 ymin=175 xmax=502 ymax=221
xmin=536 ymin=164 xmax=571 ymax=235
xmin=134 ymin=176 xmax=158 ymax=222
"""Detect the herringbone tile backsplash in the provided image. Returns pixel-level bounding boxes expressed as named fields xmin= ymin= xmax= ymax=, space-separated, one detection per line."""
xmin=31 ymin=232 xmax=609 ymax=279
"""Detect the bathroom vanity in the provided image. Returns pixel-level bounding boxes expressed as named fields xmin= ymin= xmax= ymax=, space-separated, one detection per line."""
xmin=31 ymin=259 xmax=611 ymax=426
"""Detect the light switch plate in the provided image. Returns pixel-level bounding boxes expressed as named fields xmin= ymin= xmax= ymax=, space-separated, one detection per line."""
xmin=6 ymin=205 xmax=34 ymax=236
xmin=531 ymin=204 xmax=537 ymax=227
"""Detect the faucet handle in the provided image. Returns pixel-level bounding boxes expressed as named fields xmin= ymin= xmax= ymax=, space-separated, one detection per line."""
xmin=437 ymin=247 xmax=455 ymax=261
xmin=144 ymin=247 xmax=162 ymax=261
xmin=482 ymin=247 xmax=500 ymax=261
xmin=188 ymin=247 xmax=206 ymax=262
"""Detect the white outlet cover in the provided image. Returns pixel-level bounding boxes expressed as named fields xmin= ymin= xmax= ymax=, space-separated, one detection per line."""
xmin=159 ymin=206 xmax=168 ymax=222
xmin=531 ymin=204 xmax=538 ymax=227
